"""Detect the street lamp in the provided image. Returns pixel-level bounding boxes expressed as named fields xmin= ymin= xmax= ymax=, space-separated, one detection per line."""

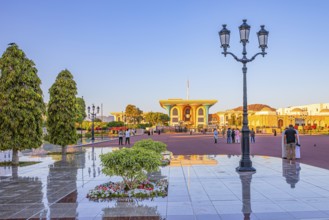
xmin=88 ymin=104 xmax=100 ymax=142
xmin=219 ymin=19 xmax=269 ymax=172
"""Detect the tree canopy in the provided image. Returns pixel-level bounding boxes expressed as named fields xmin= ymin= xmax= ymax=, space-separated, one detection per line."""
xmin=107 ymin=121 xmax=124 ymax=128
xmin=144 ymin=112 xmax=170 ymax=126
xmin=76 ymin=97 xmax=86 ymax=124
xmin=125 ymin=104 xmax=143 ymax=124
xmin=47 ymin=69 xmax=78 ymax=155
xmin=0 ymin=43 xmax=45 ymax=164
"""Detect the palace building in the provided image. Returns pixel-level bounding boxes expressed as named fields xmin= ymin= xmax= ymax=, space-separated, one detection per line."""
xmin=159 ymin=99 xmax=217 ymax=128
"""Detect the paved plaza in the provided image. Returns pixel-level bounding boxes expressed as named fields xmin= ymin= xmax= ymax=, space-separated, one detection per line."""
xmin=1 ymin=134 xmax=329 ymax=219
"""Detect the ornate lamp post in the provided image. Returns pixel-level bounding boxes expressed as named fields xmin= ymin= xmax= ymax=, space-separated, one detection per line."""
xmin=219 ymin=19 xmax=269 ymax=172
xmin=88 ymin=104 xmax=100 ymax=142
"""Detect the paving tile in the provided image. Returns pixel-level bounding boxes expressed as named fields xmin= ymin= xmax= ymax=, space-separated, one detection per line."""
xmin=288 ymin=210 xmax=329 ymax=219
xmin=254 ymin=212 xmax=295 ymax=220
xmin=2 ymin=145 xmax=329 ymax=219
xmin=196 ymin=214 xmax=221 ymax=220
xmin=219 ymin=213 xmax=258 ymax=220
xmin=167 ymin=215 xmax=196 ymax=220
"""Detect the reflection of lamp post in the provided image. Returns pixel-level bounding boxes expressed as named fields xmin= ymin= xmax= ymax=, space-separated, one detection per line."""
xmin=87 ymin=148 xmax=97 ymax=178
xmin=219 ymin=19 xmax=269 ymax=172
xmin=88 ymin=104 xmax=100 ymax=142
xmin=238 ymin=171 xmax=255 ymax=220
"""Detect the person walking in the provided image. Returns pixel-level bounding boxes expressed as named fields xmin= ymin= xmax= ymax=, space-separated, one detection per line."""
xmin=284 ymin=124 xmax=297 ymax=161
xmin=235 ymin=128 xmax=240 ymax=144
xmin=231 ymin=129 xmax=236 ymax=143
xmin=250 ymin=128 xmax=256 ymax=143
xmin=214 ymin=129 xmax=219 ymax=144
xmin=227 ymin=128 xmax=232 ymax=144
xmin=125 ymin=128 xmax=130 ymax=145
xmin=118 ymin=129 xmax=123 ymax=145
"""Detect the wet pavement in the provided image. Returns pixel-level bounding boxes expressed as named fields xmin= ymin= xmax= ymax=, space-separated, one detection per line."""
xmin=1 ymin=143 xmax=329 ymax=219
xmin=90 ymin=133 xmax=329 ymax=170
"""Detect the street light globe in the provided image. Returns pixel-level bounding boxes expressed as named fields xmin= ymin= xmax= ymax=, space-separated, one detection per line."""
xmin=239 ymin=19 xmax=251 ymax=43
xmin=219 ymin=24 xmax=230 ymax=51
xmin=257 ymin=25 xmax=269 ymax=52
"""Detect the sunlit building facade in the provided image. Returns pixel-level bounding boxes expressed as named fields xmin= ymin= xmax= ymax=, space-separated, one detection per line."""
xmin=159 ymin=99 xmax=217 ymax=128
xmin=216 ymin=103 xmax=329 ymax=132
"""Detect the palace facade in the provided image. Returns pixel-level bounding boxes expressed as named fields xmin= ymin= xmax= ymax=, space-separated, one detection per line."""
xmin=159 ymin=99 xmax=217 ymax=128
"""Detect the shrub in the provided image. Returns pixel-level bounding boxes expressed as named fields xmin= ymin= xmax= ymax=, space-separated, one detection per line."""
xmin=100 ymin=147 xmax=161 ymax=190
xmin=132 ymin=139 xmax=167 ymax=154
xmin=85 ymin=132 xmax=92 ymax=139
xmin=43 ymin=134 xmax=50 ymax=142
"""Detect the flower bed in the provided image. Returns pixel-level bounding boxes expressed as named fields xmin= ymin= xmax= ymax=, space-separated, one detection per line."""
xmin=87 ymin=179 xmax=168 ymax=200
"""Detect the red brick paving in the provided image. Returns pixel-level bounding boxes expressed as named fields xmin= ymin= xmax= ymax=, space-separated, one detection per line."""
xmin=91 ymin=133 xmax=329 ymax=170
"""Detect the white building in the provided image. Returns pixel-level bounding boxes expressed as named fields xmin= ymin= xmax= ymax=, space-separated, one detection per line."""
xmin=276 ymin=103 xmax=329 ymax=116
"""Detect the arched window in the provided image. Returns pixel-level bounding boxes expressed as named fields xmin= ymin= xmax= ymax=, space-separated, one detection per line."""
xmin=184 ymin=108 xmax=191 ymax=121
xmin=198 ymin=108 xmax=204 ymax=116
xmin=172 ymin=108 xmax=178 ymax=116
xmin=185 ymin=108 xmax=190 ymax=115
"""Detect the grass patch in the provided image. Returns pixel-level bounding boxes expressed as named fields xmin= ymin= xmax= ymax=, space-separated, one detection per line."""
xmin=0 ymin=161 xmax=41 ymax=167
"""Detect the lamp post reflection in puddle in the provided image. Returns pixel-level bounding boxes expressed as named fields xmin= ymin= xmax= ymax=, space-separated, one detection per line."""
xmin=88 ymin=148 xmax=96 ymax=178
xmin=237 ymin=171 xmax=255 ymax=220
xmin=86 ymin=148 xmax=101 ymax=178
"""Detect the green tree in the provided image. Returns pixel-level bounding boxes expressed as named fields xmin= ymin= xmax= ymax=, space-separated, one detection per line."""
xmin=0 ymin=43 xmax=45 ymax=165
xmin=107 ymin=121 xmax=124 ymax=128
xmin=47 ymin=69 xmax=78 ymax=157
xmin=159 ymin=113 xmax=170 ymax=125
xmin=76 ymin=97 xmax=86 ymax=125
xmin=125 ymin=104 xmax=143 ymax=124
xmin=76 ymin=97 xmax=86 ymax=142
xmin=94 ymin=118 xmax=102 ymax=122
xmin=101 ymin=147 xmax=161 ymax=189
xmin=144 ymin=112 xmax=170 ymax=126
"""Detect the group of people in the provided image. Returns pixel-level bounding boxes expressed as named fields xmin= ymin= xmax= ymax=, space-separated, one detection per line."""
xmin=118 ymin=129 xmax=131 ymax=145
xmin=282 ymin=124 xmax=301 ymax=161
xmin=225 ymin=128 xmax=241 ymax=144
xmin=147 ymin=129 xmax=161 ymax=135
xmin=214 ymin=128 xmax=245 ymax=144
xmin=212 ymin=127 xmax=258 ymax=144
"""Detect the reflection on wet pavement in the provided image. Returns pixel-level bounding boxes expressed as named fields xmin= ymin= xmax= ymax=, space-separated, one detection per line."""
xmin=1 ymin=146 xmax=329 ymax=219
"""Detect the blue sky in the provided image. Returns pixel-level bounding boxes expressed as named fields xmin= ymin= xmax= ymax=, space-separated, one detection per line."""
xmin=1 ymin=1 xmax=329 ymax=115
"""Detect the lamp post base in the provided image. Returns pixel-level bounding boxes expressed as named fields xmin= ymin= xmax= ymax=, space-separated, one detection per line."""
xmin=236 ymin=160 xmax=256 ymax=172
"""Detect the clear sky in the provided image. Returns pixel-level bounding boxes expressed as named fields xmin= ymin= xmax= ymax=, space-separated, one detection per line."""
xmin=1 ymin=0 xmax=328 ymax=115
